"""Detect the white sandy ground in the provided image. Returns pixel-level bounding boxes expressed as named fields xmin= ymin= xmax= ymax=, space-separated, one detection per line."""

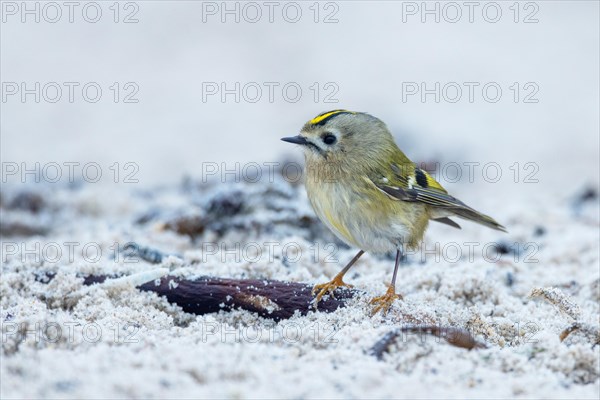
xmin=2 ymin=1 xmax=599 ymax=398
xmin=1 ymin=171 xmax=599 ymax=399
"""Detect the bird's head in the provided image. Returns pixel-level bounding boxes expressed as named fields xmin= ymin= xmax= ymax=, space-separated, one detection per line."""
xmin=281 ymin=110 xmax=398 ymax=166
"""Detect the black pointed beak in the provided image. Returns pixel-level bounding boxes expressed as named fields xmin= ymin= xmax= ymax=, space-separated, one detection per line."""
xmin=281 ymin=135 xmax=309 ymax=145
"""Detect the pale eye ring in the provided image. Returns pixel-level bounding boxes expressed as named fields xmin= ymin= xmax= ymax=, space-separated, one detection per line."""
xmin=322 ymin=134 xmax=337 ymax=145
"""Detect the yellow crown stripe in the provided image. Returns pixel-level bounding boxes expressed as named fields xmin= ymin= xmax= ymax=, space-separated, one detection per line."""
xmin=309 ymin=109 xmax=354 ymax=125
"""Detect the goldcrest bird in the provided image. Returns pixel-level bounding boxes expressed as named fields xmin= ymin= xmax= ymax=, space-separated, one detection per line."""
xmin=281 ymin=110 xmax=506 ymax=315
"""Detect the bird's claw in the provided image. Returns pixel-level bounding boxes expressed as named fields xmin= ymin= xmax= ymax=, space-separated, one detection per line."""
xmin=311 ymin=277 xmax=353 ymax=309
xmin=369 ymin=285 xmax=403 ymax=316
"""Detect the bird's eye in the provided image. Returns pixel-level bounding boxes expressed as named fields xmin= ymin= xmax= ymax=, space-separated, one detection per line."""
xmin=322 ymin=134 xmax=337 ymax=145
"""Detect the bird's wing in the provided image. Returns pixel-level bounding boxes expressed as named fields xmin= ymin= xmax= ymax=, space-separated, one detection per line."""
xmin=368 ymin=162 xmax=460 ymax=207
xmin=368 ymin=162 xmax=506 ymax=232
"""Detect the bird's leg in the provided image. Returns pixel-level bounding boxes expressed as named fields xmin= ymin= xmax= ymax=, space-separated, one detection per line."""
xmin=312 ymin=250 xmax=364 ymax=307
xmin=370 ymin=249 xmax=404 ymax=316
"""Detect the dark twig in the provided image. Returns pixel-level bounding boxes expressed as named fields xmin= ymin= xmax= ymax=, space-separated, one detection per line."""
xmin=40 ymin=272 xmax=495 ymax=348
xmin=136 ymin=276 xmax=352 ymax=320
xmin=71 ymin=274 xmax=352 ymax=320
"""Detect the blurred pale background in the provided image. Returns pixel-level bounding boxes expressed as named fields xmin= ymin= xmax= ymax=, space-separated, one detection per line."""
xmin=2 ymin=1 xmax=599 ymax=195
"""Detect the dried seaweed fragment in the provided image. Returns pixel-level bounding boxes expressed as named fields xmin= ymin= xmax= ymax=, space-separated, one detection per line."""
xmin=164 ymin=215 xmax=205 ymax=239
xmin=559 ymin=324 xmax=581 ymax=342
xmin=531 ymin=287 xmax=599 ymax=345
xmin=8 ymin=191 xmax=46 ymax=213
xmin=370 ymin=325 xmax=486 ymax=360
xmin=530 ymin=287 xmax=581 ymax=320
xmin=0 ymin=221 xmax=49 ymax=237
xmin=120 ymin=242 xmax=178 ymax=264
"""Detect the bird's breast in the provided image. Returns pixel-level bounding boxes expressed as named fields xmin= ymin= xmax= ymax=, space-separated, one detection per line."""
xmin=305 ymin=176 xmax=427 ymax=254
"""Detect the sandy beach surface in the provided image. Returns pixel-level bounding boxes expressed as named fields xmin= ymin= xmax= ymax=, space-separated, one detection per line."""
xmin=2 ymin=1 xmax=599 ymax=398
xmin=1 ymin=169 xmax=598 ymax=398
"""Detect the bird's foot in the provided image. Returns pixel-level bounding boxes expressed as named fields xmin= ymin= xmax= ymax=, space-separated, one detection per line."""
xmin=311 ymin=275 xmax=353 ymax=308
xmin=369 ymin=285 xmax=403 ymax=316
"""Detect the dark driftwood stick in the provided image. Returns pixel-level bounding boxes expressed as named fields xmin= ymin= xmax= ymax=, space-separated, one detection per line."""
xmin=83 ymin=275 xmax=353 ymax=321
xmin=53 ymin=273 xmax=486 ymax=351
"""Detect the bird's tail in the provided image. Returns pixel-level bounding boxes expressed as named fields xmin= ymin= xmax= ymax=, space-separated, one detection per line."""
xmin=452 ymin=207 xmax=507 ymax=232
